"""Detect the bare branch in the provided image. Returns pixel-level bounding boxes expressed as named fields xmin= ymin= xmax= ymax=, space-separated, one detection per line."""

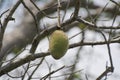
xmin=0 ymin=38 xmax=119 ymax=76
xmin=0 ymin=0 xmax=21 ymax=62
xmin=0 ymin=52 xmax=50 ymax=76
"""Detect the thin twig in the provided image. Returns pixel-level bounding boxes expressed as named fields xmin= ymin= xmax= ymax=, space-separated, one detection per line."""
xmin=68 ymin=31 xmax=84 ymax=80
xmin=76 ymin=17 xmax=120 ymax=30
xmin=0 ymin=9 xmax=9 ymax=18
xmin=85 ymin=0 xmax=94 ymax=23
xmin=20 ymin=0 xmax=39 ymax=34
xmin=50 ymin=69 xmax=83 ymax=78
xmin=28 ymin=58 xmax=44 ymax=80
xmin=94 ymin=2 xmax=109 ymax=22
xmin=40 ymin=66 xmax=65 ymax=80
xmin=30 ymin=0 xmax=57 ymax=19
xmin=62 ymin=0 xmax=70 ymax=22
xmin=95 ymin=30 xmax=114 ymax=79
xmin=21 ymin=63 xmax=30 ymax=80
xmin=108 ymin=6 xmax=118 ymax=69
xmin=45 ymin=59 xmax=52 ymax=80
xmin=96 ymin=67 xmax=112 ymax=80
xmin=6 ymin=73 xmax=23 ymax=78
xmin=3 ymin=48 xmax=26 ymax=63
xmin=0 ymin=9 xmax=9 ymax=51
xmin=69 ymin=28 xmax=87 ymax=40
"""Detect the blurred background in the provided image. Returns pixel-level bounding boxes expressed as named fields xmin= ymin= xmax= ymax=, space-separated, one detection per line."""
xmin=0 ymin=0 xmax=120 ymax=80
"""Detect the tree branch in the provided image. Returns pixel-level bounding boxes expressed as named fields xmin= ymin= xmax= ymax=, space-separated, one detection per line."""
xmin=0 ymin=1 xmax=21 ymax=62
xmin=0 ymin=38 xmax=119 ymax=76
xmin=0 ymin=52 xmax=50 ymax=76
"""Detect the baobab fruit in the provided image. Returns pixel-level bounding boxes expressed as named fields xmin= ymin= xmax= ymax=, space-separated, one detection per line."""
xmin=49 ymin=30 xmax=69 ymax=59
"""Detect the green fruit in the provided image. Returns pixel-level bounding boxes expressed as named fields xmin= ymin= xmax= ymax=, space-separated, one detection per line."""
xmin=49 ymin=30 xmax=69 ymax=59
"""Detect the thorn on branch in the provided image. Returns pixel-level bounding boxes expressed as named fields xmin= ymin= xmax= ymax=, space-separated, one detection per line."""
xmin=6 ymin=16 xmax=15 ymax=21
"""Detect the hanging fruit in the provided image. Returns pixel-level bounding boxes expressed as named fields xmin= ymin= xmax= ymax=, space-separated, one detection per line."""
xmin=49 ymin=30 xmax=69 ymax=59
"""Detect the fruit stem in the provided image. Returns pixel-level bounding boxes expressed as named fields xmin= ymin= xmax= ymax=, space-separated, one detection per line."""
xmin=57 ymin=0 xmax=61 ymax=29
